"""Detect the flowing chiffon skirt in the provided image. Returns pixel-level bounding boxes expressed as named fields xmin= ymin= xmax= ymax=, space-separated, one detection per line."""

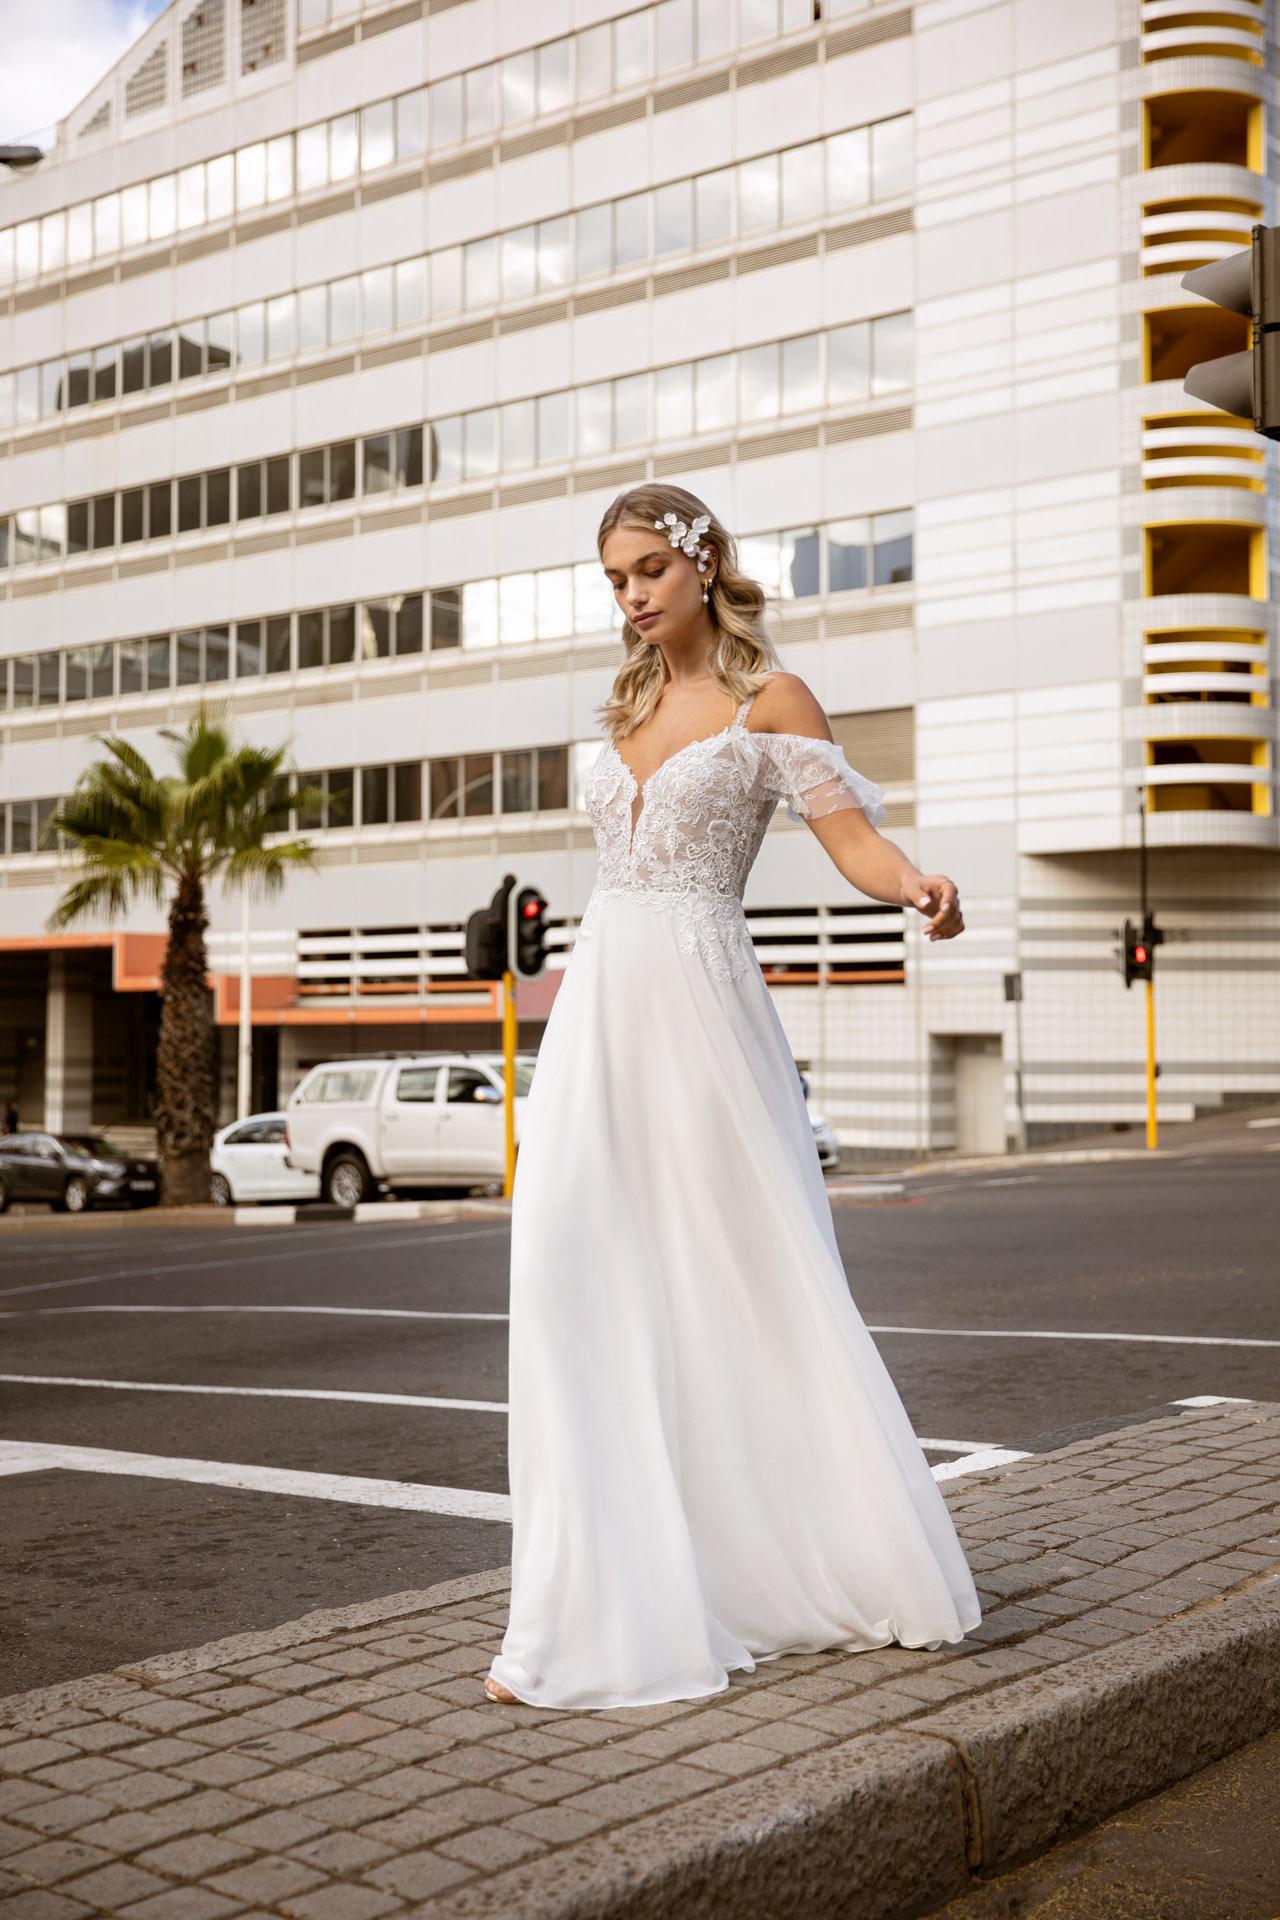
xmin=488 ymin=889 xmax=982 ymax=1709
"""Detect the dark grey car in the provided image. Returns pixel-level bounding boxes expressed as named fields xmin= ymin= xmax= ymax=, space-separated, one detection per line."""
xmin=0 ymin=1134 xmax=160 ymax=1213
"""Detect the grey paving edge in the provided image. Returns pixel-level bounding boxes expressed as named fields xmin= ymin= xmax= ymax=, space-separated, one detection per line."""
xmin=0 ymin=1566 xmax=512 ymax=1720
xmin=422 ymin=1579 xmax=1280 ymax=1920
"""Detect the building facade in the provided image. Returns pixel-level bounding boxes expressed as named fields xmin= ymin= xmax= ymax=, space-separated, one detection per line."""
xmin=0 ymin=0 xmax=1276 ymax=1159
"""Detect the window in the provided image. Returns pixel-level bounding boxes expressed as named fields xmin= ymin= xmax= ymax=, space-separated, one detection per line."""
xmin=361 ymin=765 xmax=390 ymax=824
xmin=429 ymin=588 xmax=459 ymax=651
xmin=828 ymin=518 xmax=868 ymax=592
xmin=302 ymin=1067 xmax=377 ymax=1103
xmin=393 ymin=593 xmax=425 ymax=655
xmin=396 ymin=1067 xmax=437 ymax=1102
xmin=394 ymin=762 xmax=422 ymax=822
xmin=446 ymin=1066 xmax=495 ymax=1103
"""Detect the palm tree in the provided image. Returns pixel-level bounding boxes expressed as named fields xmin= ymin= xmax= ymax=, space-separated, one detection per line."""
xmin=47 ymin=703 xmax=324 ymax=1206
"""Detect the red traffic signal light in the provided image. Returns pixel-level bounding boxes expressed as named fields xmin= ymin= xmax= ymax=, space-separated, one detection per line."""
xmin=510 ymin=885 xmax=549 ymax=978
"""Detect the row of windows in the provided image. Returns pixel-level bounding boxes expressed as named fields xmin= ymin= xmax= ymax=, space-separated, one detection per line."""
xmin=1 ymin=318 xmax=911 ymax=566
xmin=1 ymin=743 xmax=571 ymax=853
xmin=3 ymin=0 xmax=867 ymax=286
xmin=0 ymin=514 xmax=913 ymax=715
xmin=291 ymin=748 xmax=572 ymax=829
xmin=0 ymin=117 xmax=910 ymax=430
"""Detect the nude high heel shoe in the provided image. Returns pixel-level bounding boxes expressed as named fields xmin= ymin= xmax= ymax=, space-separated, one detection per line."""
xmin=483 ymin=1675 xmax=519 ymax=1703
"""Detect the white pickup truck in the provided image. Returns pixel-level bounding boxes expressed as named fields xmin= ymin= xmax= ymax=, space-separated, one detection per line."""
xmin=285 ymin=1051 xmax=534 ymax=1206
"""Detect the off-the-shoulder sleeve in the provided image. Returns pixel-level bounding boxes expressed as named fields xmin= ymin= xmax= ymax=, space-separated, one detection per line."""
xmin=760 ymin=734 xmax=888 ymax=828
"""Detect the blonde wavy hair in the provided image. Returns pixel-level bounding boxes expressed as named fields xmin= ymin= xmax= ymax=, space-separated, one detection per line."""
xmin=595 ymin=484 xmax=783 ymax=742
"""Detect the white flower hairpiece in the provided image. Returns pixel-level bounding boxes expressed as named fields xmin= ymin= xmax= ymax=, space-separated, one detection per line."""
xmin=655 ymin=510 xmax=713 ymax=574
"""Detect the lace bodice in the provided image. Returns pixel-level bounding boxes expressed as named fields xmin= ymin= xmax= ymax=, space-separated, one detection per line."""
xmin=575 ymin=678 xmax=888 ymax=980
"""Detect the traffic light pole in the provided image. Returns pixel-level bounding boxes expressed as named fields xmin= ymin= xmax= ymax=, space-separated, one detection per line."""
xmin=1138 ymin=788 xmax=1157 ymax=1150
xmin=502 ymin=967 xmax=518 ymax=1199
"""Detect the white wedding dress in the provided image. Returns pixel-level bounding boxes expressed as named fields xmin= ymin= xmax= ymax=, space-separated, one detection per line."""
xmin=487 ymin=675 xmax=982 ymax=1709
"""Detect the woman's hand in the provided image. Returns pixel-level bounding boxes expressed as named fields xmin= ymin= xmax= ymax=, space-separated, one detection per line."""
xmin=902 ymin=872 xmax=964 ymax=941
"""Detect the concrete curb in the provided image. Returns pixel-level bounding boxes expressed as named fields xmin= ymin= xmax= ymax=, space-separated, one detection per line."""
xmin=0 ymin=1204 xmax=240 ymax=1233
xmin=424 ymin=1580 xmax=1280 ymax=1920
xmin=895 ymin=1145 xmax=1184 ymax=1176
xmin=234 ymin=1197 xmax=513 ymax=1225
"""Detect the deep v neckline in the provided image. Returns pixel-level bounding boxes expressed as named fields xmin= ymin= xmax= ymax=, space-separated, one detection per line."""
xmin=611 ymin=698 xmax=755 ymax=856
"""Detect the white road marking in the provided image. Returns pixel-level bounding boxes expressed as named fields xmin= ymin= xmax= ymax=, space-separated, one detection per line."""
xmin=0 ymin=1441 xmax=510 ymax=1520
xmin=4 ymin=1305 xmax=1272 ymax=1350
xmin=6 ymin=1305 xmax=508 ymax=1323
xmin=0 ymin=1225 xmax=509 ymax=1301
xmin=868 ymin=1324 xmax=1280 ymax=1350
xmin=930 ymin=1447 xmax=1032 ymax=1480
xmin=1246 ymin=1117 xmax=1280 ymax=1128
xmin=970 ymin=1176 xmax=1040 ymax=1187
xmin=0 ymin=1435 xmax=986 ymax=1502
xmin=917 ymin=1437 xmax=1006 ymax=1453
xmin=1172 ymin=1394 xmax=1255 ymax=1407
xmin=0 ymin=1374 xmax=506 ymax=1412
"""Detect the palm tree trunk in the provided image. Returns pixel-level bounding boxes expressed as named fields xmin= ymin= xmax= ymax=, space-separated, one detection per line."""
xmin=156 ymin=872 xmax=216 ymax=1206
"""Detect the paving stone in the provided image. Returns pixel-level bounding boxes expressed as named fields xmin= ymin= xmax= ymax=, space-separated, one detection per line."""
xmin=3 ymin=1839 xmax=114 ymax=1884
xmin=403 ymin=1749 xmax=509 ymax=1790
xmin=135 ymin=1832 xmax=258 ymax=1878
xmin=206 ymin=1852 xmax=329 ymax=1904
xmin=282 ymin=1830 xmax=396 ymax=1874
xmin=218 ymin=1808 xmax=330 ymax=1851
xmin=285 ymin=1886 xmax=403 ymax=1920
xmin=364 ymin=1847 xmax=476 ymax=1900
xmin=505 ymin=1802 xmax=609 ymax=1844
xmin=25 ymin=1759 xmax=132 ymax=1796
xmin=116 ymin=1888 xmax=244 ymax=1920
xmin=0 ymin=1892 xmax=98 ymax=1919
xmin=4 ymin=1796 xmax=115 ymax=1838
xmin=288 ymin=1789 xmax=402 ymax=1830
xmin=0 ymin=1743 xmax=82 ymax=1777
xmin=170 ymin=1754 xmax=271 ymax=1789
xmin=353 ymin=1768 xmax=461 ymax=1807
xmin=230 ymin=1768 xmax=343 ymax=1809
xmin=557 ymin=1763 xmax=714 ymax=1819
xmin=301 ymin=1751 xmax=396 ymax=1787
xmin=115 ymin=1701 xmax=223 ymax=1734
xmin=55 ymin=1862 xmax=170 ymax=1909
xmin=435 ymin=1821 xmax=547 ymax=1870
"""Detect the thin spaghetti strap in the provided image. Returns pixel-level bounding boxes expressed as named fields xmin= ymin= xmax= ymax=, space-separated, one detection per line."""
xmin=733 ymin=671 xmax=774 ymax=731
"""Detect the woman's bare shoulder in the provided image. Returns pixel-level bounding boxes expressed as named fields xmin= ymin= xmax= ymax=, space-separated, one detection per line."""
xmin=747 ymin=671 xmax=833 ymax=740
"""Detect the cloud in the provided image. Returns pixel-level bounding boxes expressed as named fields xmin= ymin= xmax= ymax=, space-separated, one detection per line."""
xmin=0 ymin=0 xmax=167 ymax=147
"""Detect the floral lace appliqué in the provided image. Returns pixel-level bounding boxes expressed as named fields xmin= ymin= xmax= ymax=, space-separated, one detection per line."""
xmin=572 ymin=690 xmax=887 ymax=982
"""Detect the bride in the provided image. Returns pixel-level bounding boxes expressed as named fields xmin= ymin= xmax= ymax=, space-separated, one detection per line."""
xmin=484 ymin=484 xmax=981 ymax=1710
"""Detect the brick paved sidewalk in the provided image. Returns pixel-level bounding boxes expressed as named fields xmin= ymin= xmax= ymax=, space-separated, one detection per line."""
xmin=2 ymin=1401 xmax=1278 ymax=1920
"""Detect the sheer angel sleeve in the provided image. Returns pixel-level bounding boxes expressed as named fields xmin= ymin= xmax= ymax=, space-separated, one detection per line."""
xmin=759 ymin=733 xmax=888 ymax=828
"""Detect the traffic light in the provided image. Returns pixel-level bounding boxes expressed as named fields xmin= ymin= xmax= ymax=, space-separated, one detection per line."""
xmin=1120 ymin=911 xmax=1164 ymax=989
xmin=1122 ymin=918 xmax=1152 ymax=989
xmin=1181 ymin=224 xmax=1280 ymax=438
xmin=510 ymin=885 xmax=549 ymax=979
xmin=465 ymin=876 xmax=513 ymax=981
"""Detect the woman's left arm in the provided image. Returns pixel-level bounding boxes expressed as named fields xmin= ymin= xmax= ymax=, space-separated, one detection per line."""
xmin=762 ymin=673 xmax=965 ymax=944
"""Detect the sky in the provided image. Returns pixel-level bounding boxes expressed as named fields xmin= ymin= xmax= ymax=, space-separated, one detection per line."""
xmin=0 ymin=0 xmax=168 ymax=147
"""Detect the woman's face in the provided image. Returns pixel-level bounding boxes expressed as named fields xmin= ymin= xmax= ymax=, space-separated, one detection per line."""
xmin=601 ymin=521 xmax=711 ymax=643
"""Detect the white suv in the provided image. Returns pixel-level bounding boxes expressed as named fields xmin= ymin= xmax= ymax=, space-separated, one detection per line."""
xmin=285 ymin=1052 xmax=535 ymax=1207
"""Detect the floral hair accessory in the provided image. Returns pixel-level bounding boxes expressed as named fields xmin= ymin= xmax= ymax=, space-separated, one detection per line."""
xmin=655 ymin=510 xmax=713 ymax=574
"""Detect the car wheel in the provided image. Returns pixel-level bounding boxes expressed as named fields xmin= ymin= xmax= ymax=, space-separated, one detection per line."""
xmin=325 ymin=1152 xmax=372 ymax=1208
xmin=61 ymin=1175 xmax=91 ymax=1215
xmin=0 ymin=1172 xmax=10 ymax=1215
xmin=209 ymin=1172 xmax=232 ymax=1207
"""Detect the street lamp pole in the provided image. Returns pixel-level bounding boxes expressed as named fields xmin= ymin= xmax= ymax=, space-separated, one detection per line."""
xmin=237 ymin=889 xmax=252 ymax=1121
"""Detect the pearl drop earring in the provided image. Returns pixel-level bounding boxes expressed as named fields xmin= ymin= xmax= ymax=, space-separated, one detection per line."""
xmin=702 ymin=586 xmax=709 ymax=603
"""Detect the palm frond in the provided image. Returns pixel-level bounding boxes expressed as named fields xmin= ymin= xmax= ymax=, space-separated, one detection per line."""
xmin=46 ymin=869 xmax=136 ymax=931
xmin=223 ymin=840 xmax=318 ymax=897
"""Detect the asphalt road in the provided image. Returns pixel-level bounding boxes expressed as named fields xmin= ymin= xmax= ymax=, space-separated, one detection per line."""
xmin=1 ymin=1137 xmax=1277 ymax=1697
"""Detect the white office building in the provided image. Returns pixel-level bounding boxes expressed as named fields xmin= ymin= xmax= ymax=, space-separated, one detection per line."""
xmin=0 ymin=0 xmax=1276 ymax=1157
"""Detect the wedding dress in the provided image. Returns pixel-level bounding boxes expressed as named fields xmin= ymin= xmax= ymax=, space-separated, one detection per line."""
xmin=487 ymin=674 xmax=982 ymax=1709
